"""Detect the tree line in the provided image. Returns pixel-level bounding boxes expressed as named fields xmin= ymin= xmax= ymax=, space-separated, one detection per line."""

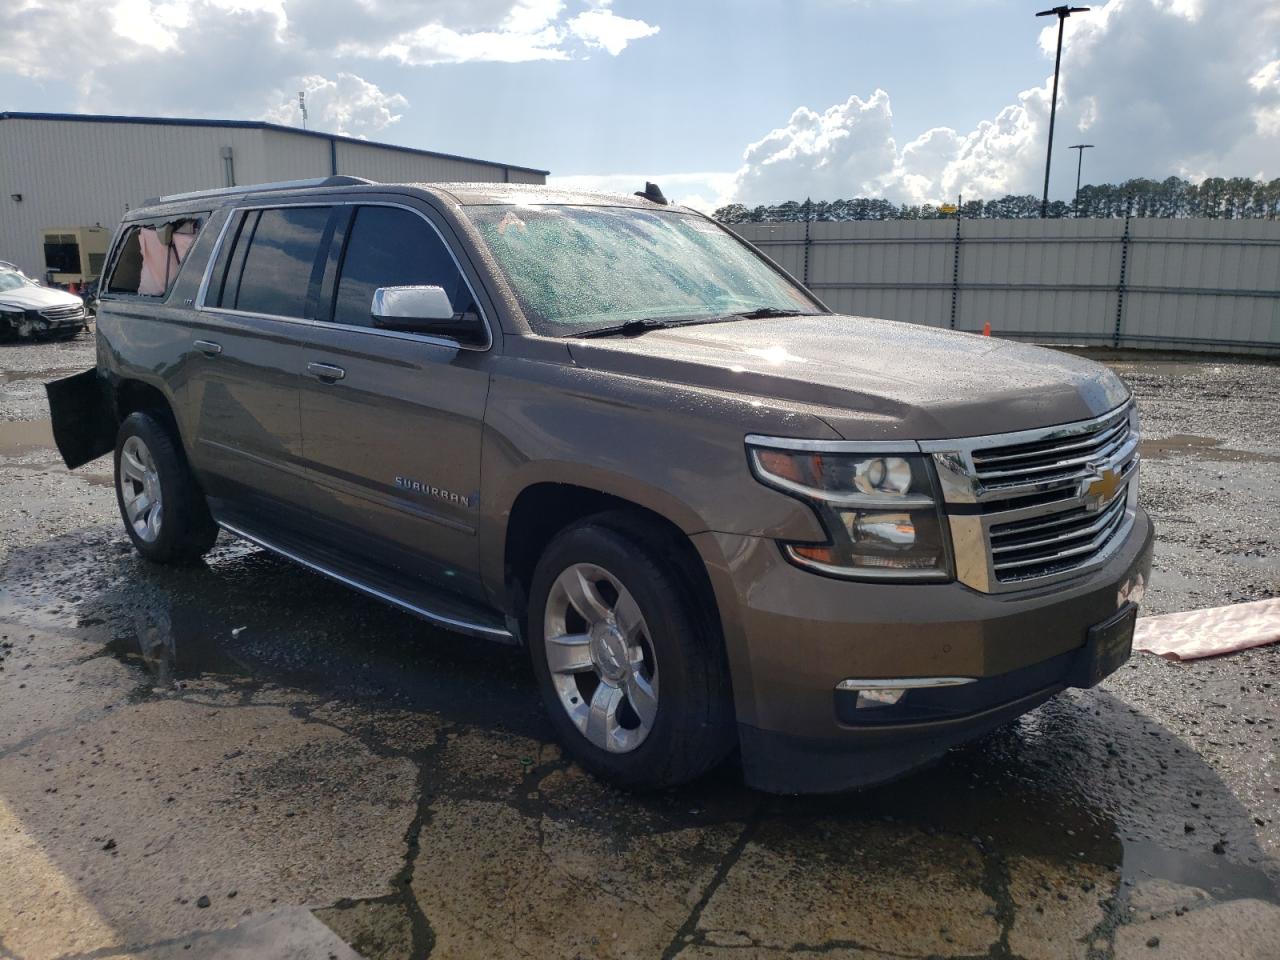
xmin=712 ymin=176 xmax=1280 ymax=223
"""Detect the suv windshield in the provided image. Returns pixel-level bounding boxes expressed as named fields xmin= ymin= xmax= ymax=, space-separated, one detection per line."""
xmin=465 ymin=204 xmax=821 ymax=336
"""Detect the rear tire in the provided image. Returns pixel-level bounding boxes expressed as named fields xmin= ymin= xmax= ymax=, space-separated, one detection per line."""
xmin=528 ymin=514 xmax=735 ymax=789
xmin=114 ymin=411 xmax=218 ymax=563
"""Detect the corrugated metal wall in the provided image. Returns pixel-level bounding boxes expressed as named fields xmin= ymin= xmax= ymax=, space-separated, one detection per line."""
xmin=732 ymin=218 xmax=1280 ymax=354
xmin=336 ymin=140 xmax=504 ymax=184
xmin=259 ymin=129 xmax=331 ymax=181
xmin=1 ymin=118 xmax=258 ymax=278
xmin=0 ymin=117 xmax=547 ymax=278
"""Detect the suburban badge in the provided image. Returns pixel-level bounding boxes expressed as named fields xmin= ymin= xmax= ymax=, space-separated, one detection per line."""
xmin=395 ymin=476 xmax=472 ymax=508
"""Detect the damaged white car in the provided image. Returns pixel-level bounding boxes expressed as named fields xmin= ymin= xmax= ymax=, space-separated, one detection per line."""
xmin=0 ymin=268 xmax=87 ymax=340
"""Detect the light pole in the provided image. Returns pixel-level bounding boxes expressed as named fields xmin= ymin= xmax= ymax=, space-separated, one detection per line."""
xmin=1069 ymin=143 xmax=1094 ymax=214
xmin=1037 ymin=5 xmax=1089 ymax=218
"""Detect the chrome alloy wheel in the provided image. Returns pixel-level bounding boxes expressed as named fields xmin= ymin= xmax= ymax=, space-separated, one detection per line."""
xmin=543 ymin=563 xmax=660 ymax=753
xmin=119 ymin=434 xmax=163 ymax=543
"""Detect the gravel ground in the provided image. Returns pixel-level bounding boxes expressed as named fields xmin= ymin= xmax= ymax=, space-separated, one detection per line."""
xmin=0 ymin=334 xmax=1277 ymax=960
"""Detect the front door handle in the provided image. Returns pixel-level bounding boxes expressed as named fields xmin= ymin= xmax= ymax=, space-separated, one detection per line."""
xmin=193 ymin=339 xmax=222 ymax=357
xmin=306 ymin=362 xmax=346 ymax=383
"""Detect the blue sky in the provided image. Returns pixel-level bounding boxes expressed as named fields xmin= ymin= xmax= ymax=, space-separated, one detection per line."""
xmin=5 ymin=0 xmax=1278 ymax=208
xmin=350 ymin=0 xmax=1049 ymax=177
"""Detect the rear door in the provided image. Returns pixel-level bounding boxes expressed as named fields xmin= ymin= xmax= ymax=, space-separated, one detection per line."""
xmin=295 ymin=201 xmax=494 ymax=600
xmin=188 ymin=204 xmax=331 ymax=527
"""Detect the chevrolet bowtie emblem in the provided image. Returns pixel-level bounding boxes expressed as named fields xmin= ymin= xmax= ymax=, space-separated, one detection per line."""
xmin=1081 ymin=465 xmax=1122 ymax=512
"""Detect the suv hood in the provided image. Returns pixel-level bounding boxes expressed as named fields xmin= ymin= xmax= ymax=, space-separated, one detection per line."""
xmin=0 ymin=284 xmax=82 ymax=311
xmin=566 ymin=314 xmax=1130 ymax=440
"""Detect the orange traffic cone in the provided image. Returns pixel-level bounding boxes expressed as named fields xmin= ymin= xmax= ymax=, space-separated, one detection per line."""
xmin=68 ymin=281 xmax=79 ymax=295
xmin=982 ymin=322 xmax=991 ymax=337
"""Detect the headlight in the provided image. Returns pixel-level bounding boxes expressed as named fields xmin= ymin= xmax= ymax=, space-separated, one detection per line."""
xmin=748 ymin=444 xmax=952 ymax=580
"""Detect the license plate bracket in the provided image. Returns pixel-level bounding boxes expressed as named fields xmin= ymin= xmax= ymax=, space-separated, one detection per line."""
xmin=1075 ymin=602 xmax=1137 ymax=688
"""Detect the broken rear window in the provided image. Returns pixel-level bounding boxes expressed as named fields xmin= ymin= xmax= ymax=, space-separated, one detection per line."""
xmin=106 ymin=218 xmax=203 ymax=297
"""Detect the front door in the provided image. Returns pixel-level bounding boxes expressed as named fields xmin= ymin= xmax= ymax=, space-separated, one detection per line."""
xmin=295 ymin=202 xmax=493 ymax=599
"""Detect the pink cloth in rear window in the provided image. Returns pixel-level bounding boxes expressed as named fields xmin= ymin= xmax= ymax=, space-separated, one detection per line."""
xmin=137 ymin=228 xmax=196 ymax=296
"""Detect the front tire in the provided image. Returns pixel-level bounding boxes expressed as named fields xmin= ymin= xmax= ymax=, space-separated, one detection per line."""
xmin=528 ymin=515 xmax=735 ymax=789
xmin=114 ymin=411 xmax=218 ymax=563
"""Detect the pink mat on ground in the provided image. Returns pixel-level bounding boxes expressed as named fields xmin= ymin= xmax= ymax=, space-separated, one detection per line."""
xmin=1133 ymin=597 xmax=1280 ymax=661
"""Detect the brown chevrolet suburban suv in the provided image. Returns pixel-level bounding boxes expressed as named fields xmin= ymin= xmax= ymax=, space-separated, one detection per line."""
xmin=47 ymin=176 xmax=1153 ymax=794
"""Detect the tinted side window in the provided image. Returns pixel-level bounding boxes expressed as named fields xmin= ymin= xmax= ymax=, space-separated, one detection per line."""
xmin=331 ymin=207 xmax=476 ymax=329
xmin=228 ymin=207 xmax=330 ymax=317
xmin=208 ymin=211 xmax=249 ymax=307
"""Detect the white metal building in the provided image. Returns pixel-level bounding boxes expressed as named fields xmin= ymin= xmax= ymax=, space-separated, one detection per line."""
xmin=0 ymin=112 xmax=549 ymax=280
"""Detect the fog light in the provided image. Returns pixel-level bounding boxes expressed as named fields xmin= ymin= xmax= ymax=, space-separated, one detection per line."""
xmin=855 ymin=687 xmax=906 ymax=709
xmin=837 ymin=676 xmax=977 ymax=711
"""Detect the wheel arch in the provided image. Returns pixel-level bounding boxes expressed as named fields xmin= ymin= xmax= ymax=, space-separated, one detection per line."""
xmin=499 ymin=479 xmax=720 ymax=648
xmin=114 ymin=377 xmax=176 ymax=424
xmin=110 ymin=375 xmax=194 ymax=453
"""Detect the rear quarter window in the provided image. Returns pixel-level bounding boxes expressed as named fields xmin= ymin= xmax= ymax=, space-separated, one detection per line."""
xmin=105 ymin=216 xmax=205 ymax=298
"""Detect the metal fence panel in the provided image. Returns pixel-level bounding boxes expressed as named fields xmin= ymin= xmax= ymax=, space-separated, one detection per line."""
xmin=823 ymin=287 xmax=953 ymax=328
xmin=730 ymin=218 xmax=1280 ymax=355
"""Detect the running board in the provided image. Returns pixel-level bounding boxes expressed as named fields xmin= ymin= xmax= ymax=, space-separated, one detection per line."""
xmin=217 ymin=520 xmax=515 ymax=643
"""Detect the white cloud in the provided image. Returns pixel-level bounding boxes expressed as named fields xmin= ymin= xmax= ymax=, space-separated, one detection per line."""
xmin=371 ymin=0 xmax=572 ymax=65
xmin=734 ymin=91 xmax=900 ymax=203
xmin=360 ymin=0 xmax=658 ymax=64
xmin=376 ymin=22 xmax=569 ymax=65
xmin=568 ymin=5 xmax=660 ymax=56
xmin=726 ymin=0 xmax=1280 ymax=205
xmin=109 ymin=0 xmax=191 ymax=50
xmin=1251 ymin=60 xmax=1280 ymax=137
xmin=2 ymin=0 xmax=658 ymax=120
xmin=263 ymin=74 xmax=408 ymax=138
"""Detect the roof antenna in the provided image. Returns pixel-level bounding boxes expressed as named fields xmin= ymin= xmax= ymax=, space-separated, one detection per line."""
xmin=634 ymin=181 xmax=668 ymax=205
xmin=298 ymin=91 xmax=308 ymax=131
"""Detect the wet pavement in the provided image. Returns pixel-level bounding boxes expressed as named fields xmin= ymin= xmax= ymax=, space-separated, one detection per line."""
xmin=1 ymin=336 xmax=1278 ymax=960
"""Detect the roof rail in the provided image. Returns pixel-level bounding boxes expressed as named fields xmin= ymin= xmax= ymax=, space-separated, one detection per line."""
xmin=143 ymin=175 xmax=375 ymax=207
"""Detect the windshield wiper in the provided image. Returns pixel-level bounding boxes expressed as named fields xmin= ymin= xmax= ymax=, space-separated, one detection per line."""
xmin=577 ymin=317 xmax=674 ymax=339
xmin=576 ymin=308 xmax=807 ymax=339
xmin=733 ymin=306 xmax=807 ymax=320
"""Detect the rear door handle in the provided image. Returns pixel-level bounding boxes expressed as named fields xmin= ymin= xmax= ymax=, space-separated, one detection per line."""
xmin=306 ymin=362 xmax=346 ymax=382
xmin=193 ymin=339 xmax=222 ymax=357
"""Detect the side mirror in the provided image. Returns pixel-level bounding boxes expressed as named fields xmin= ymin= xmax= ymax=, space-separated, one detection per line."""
xmin=371 ymin=285 xmax=455 ymax=332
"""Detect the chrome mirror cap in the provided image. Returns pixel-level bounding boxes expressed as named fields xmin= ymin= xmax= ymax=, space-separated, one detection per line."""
xmin=371 ymin=285 xmax=453 ymax=323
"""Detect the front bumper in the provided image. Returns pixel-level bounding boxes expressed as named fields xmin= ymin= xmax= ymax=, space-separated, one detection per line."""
xmin=1 ymin=306 xmax=87 ymax=336
xmin=694 ymin=507 xmax=1154 ymax=794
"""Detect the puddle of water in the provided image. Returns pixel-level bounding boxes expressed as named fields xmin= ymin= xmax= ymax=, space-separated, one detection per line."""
xmin=1123 ymin=839 xmax=1278 ymax=903
xmin=102 ymin=601 xmax=249 ymax=686
xmin=1140 ymin=433 xmax=1280 ymax=464
xmin=0 ymin=365 xmax=88 ymax=386
xmin=0 ymin=418 xmax=55 ymax=457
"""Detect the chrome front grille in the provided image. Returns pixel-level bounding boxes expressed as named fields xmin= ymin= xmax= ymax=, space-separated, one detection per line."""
xmin=970 ymin=405 xmax=1131 ymax=489
xmin=989 ymin=483 xmax=1130 ymax=582
xmin=39 ymin=304 xmax=85 ymax=322
xmin=922 ymin=401 xmax=1141 ymax=594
